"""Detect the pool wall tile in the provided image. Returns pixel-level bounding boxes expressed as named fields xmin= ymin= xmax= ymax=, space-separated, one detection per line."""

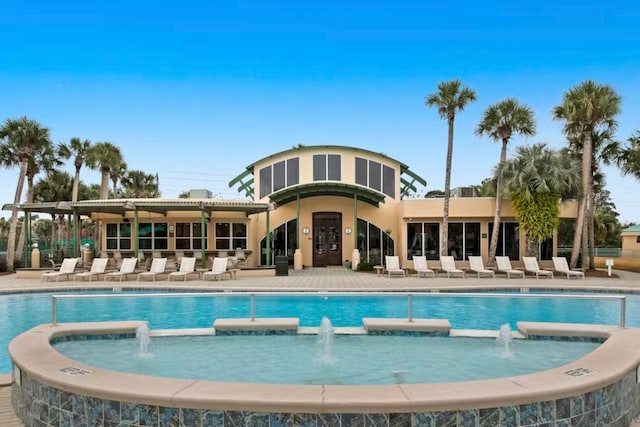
xmin=11 ymin=370 xmax=640 ymax=427
xmin=201 ymin=409 xmax=224 ymax=427
xmin=292 ymin=412 xmax=317 ymax=427
xmin=318 ymin=412 xmax=341 ymax=427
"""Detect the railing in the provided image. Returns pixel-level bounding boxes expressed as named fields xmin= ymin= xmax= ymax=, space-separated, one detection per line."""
xmin=51 ymin=291 xmax=628 ymax=328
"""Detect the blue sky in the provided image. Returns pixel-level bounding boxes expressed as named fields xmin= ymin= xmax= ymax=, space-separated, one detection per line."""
xmin=1 ymin=0 xmax=639 ymax=222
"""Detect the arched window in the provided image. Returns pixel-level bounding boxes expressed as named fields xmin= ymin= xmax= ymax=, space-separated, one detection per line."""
xmin=260 ymin=219 xmax=298 ymax=265
xmin=356 ymin=219 xmax=394 ymax=265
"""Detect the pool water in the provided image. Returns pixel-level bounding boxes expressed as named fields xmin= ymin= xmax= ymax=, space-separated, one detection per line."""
xmin=2 ymin=290 xmax=637 ymax=374
xmin=52 ymin=334 xmax=600 ymax=385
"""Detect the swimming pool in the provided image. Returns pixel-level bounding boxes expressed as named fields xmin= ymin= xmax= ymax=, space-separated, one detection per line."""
xmin=53 ymin=333 xmax=600 ymax=385
xmin=1 ymin=289 xmax=637 ymax=374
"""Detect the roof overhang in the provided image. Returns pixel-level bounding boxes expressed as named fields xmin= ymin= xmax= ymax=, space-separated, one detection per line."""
xmin=3 ymin=199 xmax=272 ymax=217
xmin=269 ymin=183 xmax=385 ymax=207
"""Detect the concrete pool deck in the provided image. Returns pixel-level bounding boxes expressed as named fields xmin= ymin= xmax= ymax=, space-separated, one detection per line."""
xmin=2 ymin=266 xmax=640 ymax=426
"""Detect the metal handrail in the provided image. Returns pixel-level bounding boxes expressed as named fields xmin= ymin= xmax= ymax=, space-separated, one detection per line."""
xmin=51 ymin=291 xmax=628 ymax=328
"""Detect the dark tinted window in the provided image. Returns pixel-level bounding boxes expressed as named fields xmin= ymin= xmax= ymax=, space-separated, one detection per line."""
xmin=369 ymin=161 xmax=381 ymax=191
xmin=259 ymin=166 xmax=272 ymax=198
xmin=273 ymin=161 xmax=286 ymax=192
xmin=287 ymin=158 xmax=299 ymax=186
xmin=327 ymin=154 xmax=341 ymax=180
xmin=313 ymin=155 xmax=326 ymax=181
xmin=382 ymin=165 xmax=395 ymax=197
xmin=355 ymin=157 xmax=367 ymax=186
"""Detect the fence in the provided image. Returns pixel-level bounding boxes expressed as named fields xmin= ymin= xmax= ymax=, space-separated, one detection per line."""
xmin=558 ymin=247 xmax=640 ymax=259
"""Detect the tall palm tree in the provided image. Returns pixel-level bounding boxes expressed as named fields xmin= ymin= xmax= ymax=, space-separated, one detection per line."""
xmin=16 ymin=142 xmax=63 ymax=258
xmin=553 ymin=81 xmax=621 ymax=268
xmin=121 ymin=170 xmax=160 ymax=198
xmin=86 ymin=142 xmax=124 ymax=199
xmin=475 ymin=98 xmax=536 ymax=265
xmin=58 ymin=137 xmax=92 ymax=203
xmin=497 ymin=144 xmax=580 ymax=256
xmin=425 ymin=79 xmax=477 ymax=256
xmin=0 ymin=117 xmax=52 ymax=271
xmin=567 ymin=129 xmax=620 ymax=269
xmin=34 ymin=170 xmax=74 ymax=255
xmin=617 ymin=131 xmax=640 ymax=180
xmin=110 ymin=159 xmax=128 ymax=198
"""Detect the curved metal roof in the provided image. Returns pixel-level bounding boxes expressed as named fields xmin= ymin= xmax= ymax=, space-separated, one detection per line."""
xmin=268 ymin=182 xmax=386 ymax=207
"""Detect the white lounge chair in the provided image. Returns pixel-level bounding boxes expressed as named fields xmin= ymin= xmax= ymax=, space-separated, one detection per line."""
xmin=168 ymin=257 xmax=197 ymax=281
xmin=384 ymin=256 xmax=406 ymax=277
xmin=104 ymin=258 xmax=138 ymax=282
xmin=74 ymin=258 xmax=109 ymax=282
xmin=203 ymin=257 xmax=233 ymax=281
xmin=468 ymin=256 xmax=495 ymax=278
xmin=41 ymin=258 xmax=79 ymax=282
xmin=495 ymin=256 xmax=524 ymax=279
xmin=440 ymin=256 xmax=465 ymax=278
xmin=523 ymin=257 xmax=554 ymax=279
xmin=412 ymin=256 xmax=435 ymax=277
xmin=552 ymin=257 xmax=585 ymax=279
xmin=137 ymin=258 xmax=168 ymax=282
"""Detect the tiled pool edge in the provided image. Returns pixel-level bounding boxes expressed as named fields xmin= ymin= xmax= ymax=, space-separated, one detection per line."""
xmin=10 ymin=321 xmax=640 ymax=427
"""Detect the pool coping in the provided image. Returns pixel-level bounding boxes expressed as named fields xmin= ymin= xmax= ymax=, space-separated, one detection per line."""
xmin=9 ymin=320 xmax=640 ymax=413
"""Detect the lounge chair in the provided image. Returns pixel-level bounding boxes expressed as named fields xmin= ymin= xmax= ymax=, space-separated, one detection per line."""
xmin=384 ymin=256 xmax=406 ymax=278
xmin=552 ymin=257 xmax=585 ymax=279
xmin=440 ymin=256 xmax=465 ymax=278
xmin=495 ymin=256 xmax=525 ymax=279
xmin=104 ymin=258 xmax=138 ymax=282
xmin=74 ymin=258 xmax=109 ymax=282
xmin=168 ymin=257 xmax=197 ymax=281
xmin=41 ymin=258 xmax=79 ymax=282
xmin=412 ymin=255 xmax=435 ymax=277
xmin=203 ymin=257 xmax=234 ymax=281
xmin=523 ymin=257 xmax=554 ymax=279
xmin=468 ymin=256 xmax=495 ymax=278
xmin=137 ymin=258 xmax=168 ymax=282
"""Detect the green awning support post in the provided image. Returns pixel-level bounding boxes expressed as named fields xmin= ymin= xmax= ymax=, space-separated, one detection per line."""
xmin=24 ymin=210 xmax=31 ymax=267
xmin=353 ymin=194 xmax=358 ymax=248
xmin=200 ymin=207 xmax=207 ymax=268
xmin=266 ymin=209 xmax=271 ymax=265
xmin=73 ymin=209 xmax=79 ymax=258
xmin=296 ymin=194 xmax=300 ymax=249
xmin=133 ymin=208 xmax=139 ymax=260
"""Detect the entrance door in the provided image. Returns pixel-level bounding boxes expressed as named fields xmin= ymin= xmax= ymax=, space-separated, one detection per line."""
xmin=313 ymin=212 xmax=342 ymax=267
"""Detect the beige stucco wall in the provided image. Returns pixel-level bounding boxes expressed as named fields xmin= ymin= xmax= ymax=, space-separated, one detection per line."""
xmin=622 ymin=233 xmax=640 ymax=251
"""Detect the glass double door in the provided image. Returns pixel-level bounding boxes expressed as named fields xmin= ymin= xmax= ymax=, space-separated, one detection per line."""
xmin=313 ymin=212 xmax=342 ymax=267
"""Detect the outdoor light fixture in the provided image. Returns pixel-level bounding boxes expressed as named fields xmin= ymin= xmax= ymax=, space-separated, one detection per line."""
xmin=302 ymin=227 xmax=310 ymax=235
xmin=345 ymin=227 xmax=353 ymax=235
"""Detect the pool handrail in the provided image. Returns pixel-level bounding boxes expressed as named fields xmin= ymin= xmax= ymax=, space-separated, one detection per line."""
xmin=51 ymin=291 xmax=628 ymax=328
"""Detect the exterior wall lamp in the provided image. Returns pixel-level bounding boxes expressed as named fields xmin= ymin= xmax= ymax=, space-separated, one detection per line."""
xmin=302 ymin=227 xmax=310 ymax=235
xmin=344 ymin=227 xmax=353 ymax=235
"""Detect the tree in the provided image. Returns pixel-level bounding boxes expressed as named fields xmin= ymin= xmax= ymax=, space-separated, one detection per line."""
xmin=110 ymin=159 xmax=128 ymax=198
xmin=121 ymin=170 xmax=160 ymax=198
xmin=553 ymin=81 xmax=621 ymax=269
xmin=34 ymin=170 xmax=74 ymax=255
xmin=497 ymin=144 xmax=580 ymax=257
xmin=0 ymin=117 xmax=52 ymax=270
xmin=16 ymin=139 xmax=62 ymax=258
xmin=58 ymin=137 xmax=92 ymax=203
xmin=617 ymin=131 xmax=640 ymax=180
xmin=86 ymin=142 xmax=124 ymax=199
xmin=425 ymin=79 xmax=477 ymax=255
xmin=475 ymin=98 xmax=536 ymax=265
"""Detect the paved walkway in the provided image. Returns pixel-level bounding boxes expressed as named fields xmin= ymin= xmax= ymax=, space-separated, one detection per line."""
xmin=2 ymin=266 xmax=640 ymax=426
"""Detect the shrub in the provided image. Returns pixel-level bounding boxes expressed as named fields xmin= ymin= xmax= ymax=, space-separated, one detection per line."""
xmin=358 ymin=261 xmax=375 ymax=271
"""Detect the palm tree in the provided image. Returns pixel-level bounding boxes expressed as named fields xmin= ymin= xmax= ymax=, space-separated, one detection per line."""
xmin=553 ymin=81 xmax=621 ymax=268
xmin=16 ymin=141 xmax=63 ymax=258
xmin=57 ymin=137 xmax=92 ymax=203
xmin=121 ymin=170 xmax=160 ymax=198
xmin=475 ymin=98 xmax=536 ymax=265
xmin=617 ymin=131 xmax=640 ymax=180
xmin=567 ymin=129 xmax=620 ymax=269
xmin=34 ymin=170 xmax=74 ymax=256
xmin=86 ymin=142 xmax=124 ymax=199
xmin=497 ymin=144 xmax=580 ymax=256
xmin=0 ymin=117 xmax=52 ymax=271
xmin=110 ymin=159 xmax=128 ymax=198
xmin=425 ymin=79 xmax=477 ymax=255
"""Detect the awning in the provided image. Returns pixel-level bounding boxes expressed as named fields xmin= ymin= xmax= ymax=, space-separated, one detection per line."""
xmin=269 ymin=183 xmax=386 ymax=207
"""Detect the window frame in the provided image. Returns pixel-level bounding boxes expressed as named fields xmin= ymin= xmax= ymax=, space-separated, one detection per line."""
xmin=175 ymin=222 xmax=208 ymax=250
xmin=215 ymin=222 xmax=248 ymax=250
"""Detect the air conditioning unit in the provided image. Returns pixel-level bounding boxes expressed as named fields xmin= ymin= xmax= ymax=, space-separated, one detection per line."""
xmin=452 ymin=186 xmax=476 ymax=198
xmin=188 ymin=189 xmax=213 ymax=199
